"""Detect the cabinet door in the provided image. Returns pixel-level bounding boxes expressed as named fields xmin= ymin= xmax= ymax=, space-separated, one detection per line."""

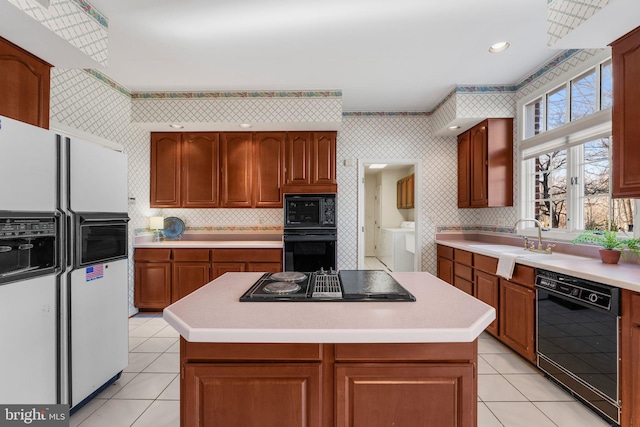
xmin=172 ymin=262 xmax=211 ymax=302
xmin=457 ymin=131 xmax=471 ymax=208
xmin=253 ymin=132 xmax=284 ymax=207
xmin=335 ymin=363 xmax=475 ymax=427
xmin=437 ymin=257 xmax=454 ymax=285
xmin=475 ymin=271 xmax=499 ymax=336
xmin=211 ymin=262 xmax=246 ymax=280
xmin=183 ymin=363 xmax=322 ymax=427
xmin=221 ymin=133 xmax=253 ymax=207
xmin=285 ymin=132 xmax=311 ymax=185
xmin=470 ymin=122 xmax=488 ymax=208
xmin=134 ymin=262 xmax=172 ymax=309
xmin=612 ymin=27 xmax=640 ymax=198
xmin=621 ymin=290 xmax=640 ymax=427
xmin=499 ymin=279 xmax=535 ymax=362
xmin=311 ymin=132 xmax=336 ymax=185
xmin=406 ymin=174 xmax=415 ymax=208
xmin=182 ymin=132 xmax=219 ymax=208
xmin=150 ymin=133 xmax=181 ymax=208
xmin=397 ymin=179 xmax=403 ymax=209
xmin=0 ymin=37 xmax=51 ymax=129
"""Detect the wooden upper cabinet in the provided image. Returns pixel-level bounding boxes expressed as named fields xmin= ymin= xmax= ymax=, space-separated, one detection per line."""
xmin=457 ymin=118 xmax=513 ymax=208
xmin=0 ymin=37 xmax=51 ymax=129
xmin=312 ymin=132 xmax=336 ymax=185
xmin=458 ymin=132 xmax=471 ymax=208
xmin=221 ymin=133 xmax=253 ymax=207
xmin=611 ymin=26 xmax=640 ymax=198
xmin=285 ymin=132 xmax=312 ymax=186
xmin=150 ymin=133 xmax=181 ymax=207
xmin=283 ymin=131 xmax=337 ymax=193
xmin=469 ymin=124 xmax=488 ymax=207
xmin=182 ymin=133 xmax=219 ymax=208
xmin=253 ymin=132 xmax=285 ymax=207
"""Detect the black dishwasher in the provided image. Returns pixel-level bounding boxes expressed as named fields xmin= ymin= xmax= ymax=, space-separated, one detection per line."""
xmin=536 ymin=269 xmax=621 ymax=425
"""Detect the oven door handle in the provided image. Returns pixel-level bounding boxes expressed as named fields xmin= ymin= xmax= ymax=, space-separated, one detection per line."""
xmin=284 ymin=234 xmax=337 ymax=242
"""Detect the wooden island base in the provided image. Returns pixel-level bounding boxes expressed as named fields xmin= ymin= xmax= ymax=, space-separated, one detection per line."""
xmin=180 ymin=339 xmax=478 ymax=427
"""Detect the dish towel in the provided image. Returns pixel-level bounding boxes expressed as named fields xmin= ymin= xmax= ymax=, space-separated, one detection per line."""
xmin=496 ymin=253 xmax=520 ymax=280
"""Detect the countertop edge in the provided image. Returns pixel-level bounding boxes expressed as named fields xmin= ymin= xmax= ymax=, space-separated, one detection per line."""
xmin=436 ymin=239 xmax=640 ymax=293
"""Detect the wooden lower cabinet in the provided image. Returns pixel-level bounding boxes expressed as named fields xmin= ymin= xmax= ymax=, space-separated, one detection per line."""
xmin=135 ymin=248 xmax=282 ymax=309
xmin=437 ymin=256 xmax=454 ymax=285
xmin=499 ymin=279 xmax=535 ymax=362
xmin=474 ymin=271 xmax=499 ymax=336
xmin=335 ymin=364 xmax=474 ymax=427
xmin=621 ymin=290 xmax=640 ymax=427
xmin=180 ymin=341 xmax=478 ymax=427
xmin=183 ymin=363 xmax=322 ymax=427
xmin=134 ymin=249 xmax=172 ymax=309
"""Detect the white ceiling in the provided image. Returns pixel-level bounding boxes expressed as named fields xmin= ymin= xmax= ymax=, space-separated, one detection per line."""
xmin=2 ymin=0 xmax=639 ymax=112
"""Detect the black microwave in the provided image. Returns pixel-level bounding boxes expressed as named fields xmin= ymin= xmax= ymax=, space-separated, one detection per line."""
xmin=284 ymin=194 xmax=336 ymax=228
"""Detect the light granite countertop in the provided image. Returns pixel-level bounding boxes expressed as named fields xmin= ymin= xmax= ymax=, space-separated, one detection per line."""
xmin=163 ymin=271 xmax=496 ymax=344
xmin=436 ymin=239 xmax=640 ymax=293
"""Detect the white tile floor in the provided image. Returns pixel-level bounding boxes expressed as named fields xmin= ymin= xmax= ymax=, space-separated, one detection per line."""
xmin=364 ymin=256 xmax=391 ymax=271
xmin=70 ymin=315 xmax=615 ymax=427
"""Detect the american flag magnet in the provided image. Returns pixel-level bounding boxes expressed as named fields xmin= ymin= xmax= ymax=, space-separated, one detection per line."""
xmin=86 ymin=264 xmax=104 ymax=281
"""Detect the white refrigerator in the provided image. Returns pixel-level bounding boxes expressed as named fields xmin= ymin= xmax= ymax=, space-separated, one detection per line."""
xmin=0 ymin=115 xmax=129 ymax=410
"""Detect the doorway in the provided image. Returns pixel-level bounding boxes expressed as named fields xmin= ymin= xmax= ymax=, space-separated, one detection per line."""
xmin=357 ymin=159 xmax=420 ymax=271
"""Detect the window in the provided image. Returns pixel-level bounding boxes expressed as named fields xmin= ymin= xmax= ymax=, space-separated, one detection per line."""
xmin=521 ymin=57 xmax=635 ymax=234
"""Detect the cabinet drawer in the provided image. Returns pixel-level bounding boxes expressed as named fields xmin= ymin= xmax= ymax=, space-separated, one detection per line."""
xmin=173 ymin=248 xmax=210 ymax=262
xmin=212 ymin=248 xmax=282 ymax=263
xmin=134 ymin=248 xmax=171 ymax=262
xmin=631 ymin=292 xmax=640 ymax=325
xmin=510 ymin=265 xmax=536 ymax=288
xmin=474 ymin=254 xmax=498 ymax=274
xmin=437 ymin=245 xmax=454 ymax=260
xmin=454 ymin=263 xmax=473 ymax=281
xmin=454 ymin=276 xmax=474 ymax=296
xmin=454 ymin=249 xmax=473 ymax=266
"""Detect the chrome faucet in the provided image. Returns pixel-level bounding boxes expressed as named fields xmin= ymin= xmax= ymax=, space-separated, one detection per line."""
xmin=514 ymin=218 xmax=555 ymax=254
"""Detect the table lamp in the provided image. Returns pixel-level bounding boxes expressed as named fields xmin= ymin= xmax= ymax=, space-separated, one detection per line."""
xmin=149 ymin=216 xmax=164 ymax=242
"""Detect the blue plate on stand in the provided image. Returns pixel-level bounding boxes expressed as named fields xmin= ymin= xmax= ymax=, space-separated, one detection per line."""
xmin=163 ymin=217 xmax=185 ymax=239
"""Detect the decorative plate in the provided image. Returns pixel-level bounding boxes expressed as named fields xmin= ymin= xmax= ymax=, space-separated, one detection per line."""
xmin=163 ymin=217 xmax=185 ymax=239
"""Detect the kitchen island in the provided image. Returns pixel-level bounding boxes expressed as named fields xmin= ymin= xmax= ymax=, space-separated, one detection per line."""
xmin=164 ymin=271 xmax=495 ymax=427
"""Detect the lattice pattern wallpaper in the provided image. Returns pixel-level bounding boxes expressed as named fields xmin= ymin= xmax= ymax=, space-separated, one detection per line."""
xmin=48 ymin=44 xmax=605 ymax=313
xmin=547 ymin=0 xmax=611 ymax=46
xmin=7 ymin=0 xmax=108 ymax=65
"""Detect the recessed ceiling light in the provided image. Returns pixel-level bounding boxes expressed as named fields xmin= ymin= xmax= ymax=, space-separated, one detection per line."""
xmin=489 ymin=42 xmax=510 ymax=53
xmin=239 ymin=123 xmax=252 ymax=129
xmin=368 ymin=164 xmax=387 ymax=169
xmin=448 ymin=125 xmax=460 ymax=130
xmin=169 ymin=124 xmax=184 ymax=129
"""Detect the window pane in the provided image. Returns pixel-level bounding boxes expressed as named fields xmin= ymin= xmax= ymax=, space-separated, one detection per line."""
xmin=551 ymin=169 xmax=567 ymax=199
xmin=612 ymin=199 xmax=635 ymax=232
xmin=547 ymin=86 xmax=567 ymax=130
xmin=524 ymin=99 xmax=543 ymax=138
xmin=601 ymin=60 xmax=613 ymax=109
xmin=535 ymin=200 xmax=551 ymax=228
xmin=584 ymin=196 xmax=610 ymax=230
xmin=552 ymin=199 xmax=567 ymax=229
xmin=571 ymin=70 xmax=597 ymax=121
xmin=584 ymin=138 xmax=609 ymax=162
xmin=584 ymin=160 xmax=609 ymax=196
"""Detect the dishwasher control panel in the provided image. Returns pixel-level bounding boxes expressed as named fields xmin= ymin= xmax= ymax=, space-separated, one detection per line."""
xmin=536 ymin=269 xmax=619 ymax=313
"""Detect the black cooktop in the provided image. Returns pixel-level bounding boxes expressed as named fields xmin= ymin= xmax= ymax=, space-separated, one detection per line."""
xmin=239 ymin=270 xmax=416 ymax=302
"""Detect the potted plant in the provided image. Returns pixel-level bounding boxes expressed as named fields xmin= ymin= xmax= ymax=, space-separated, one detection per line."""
xmin=571 ymin=230 xmax=640 ymax=264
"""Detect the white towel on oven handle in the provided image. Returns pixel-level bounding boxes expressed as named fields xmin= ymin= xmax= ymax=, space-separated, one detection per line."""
xmin=496 ymin=253 xmax=521 ymax=280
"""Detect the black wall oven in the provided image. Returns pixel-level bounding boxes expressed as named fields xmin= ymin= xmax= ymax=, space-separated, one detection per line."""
xmin=283 ymin=194 xmax=336 ymax=272
xmin=536 ymin=269 xmax=620 ymax=424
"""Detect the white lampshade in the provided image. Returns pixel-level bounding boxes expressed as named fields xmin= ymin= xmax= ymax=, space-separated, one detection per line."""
xmin=149 ymin=216 xmax=164 ymax=230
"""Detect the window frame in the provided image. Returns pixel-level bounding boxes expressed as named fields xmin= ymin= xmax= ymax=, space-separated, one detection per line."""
xmin=516 ymin=50 xmax=638 ymax=240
